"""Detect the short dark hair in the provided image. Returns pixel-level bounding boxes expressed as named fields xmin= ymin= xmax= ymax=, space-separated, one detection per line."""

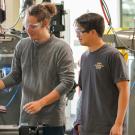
xmin=75 ymin=13 xmax=105 ymax=37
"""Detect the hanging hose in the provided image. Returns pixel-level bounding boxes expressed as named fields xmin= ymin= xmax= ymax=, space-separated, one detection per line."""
xmin=99 ymin=0 xmax=112 ymax=26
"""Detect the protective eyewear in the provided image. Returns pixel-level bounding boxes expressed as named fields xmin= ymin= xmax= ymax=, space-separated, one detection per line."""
xmin=24 ymin=22 xmax=42 ymax=30
xmin=75 ymin=29 xmax=88 ymax=35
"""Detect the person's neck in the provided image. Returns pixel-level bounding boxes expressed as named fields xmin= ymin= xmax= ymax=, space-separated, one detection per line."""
xmin=88 ymin=38 xmax=105 ymax=52
xmin=35 ymin=32 xmax=51 ymax=44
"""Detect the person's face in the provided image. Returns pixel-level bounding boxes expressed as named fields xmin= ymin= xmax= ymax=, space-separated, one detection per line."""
xmin=75 ymin=26 xmax=92 ymax=46
xmin=24 ymin=15 xmax=44 ymax=40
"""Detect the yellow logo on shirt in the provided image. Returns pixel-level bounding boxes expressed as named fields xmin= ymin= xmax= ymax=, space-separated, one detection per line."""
xmin=94 ymin=62 xmax=104 ymax=70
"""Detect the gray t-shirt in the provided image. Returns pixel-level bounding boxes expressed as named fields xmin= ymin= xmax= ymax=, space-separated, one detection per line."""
xmin=79 ymin=45 xmax=129 ymax=135
xmin=2 ymin=35 xmax=74 ymax=126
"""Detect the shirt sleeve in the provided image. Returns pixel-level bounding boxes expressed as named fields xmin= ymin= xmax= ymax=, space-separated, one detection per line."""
xmin=55 ymin=43 xmax=74 ymax=95
xmin=110 ymin=52 xmax=129 ymax=83
xmin=2 ymin=40 xmax=22 ymax=87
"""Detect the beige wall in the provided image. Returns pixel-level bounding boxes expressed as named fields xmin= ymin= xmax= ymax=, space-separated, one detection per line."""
xmin=36 ymin=0 xmax=42 ymax=3
xmin=2 ymin=0 xmax=22 ymax=30
xmin=3 ymin=0 xmax=43 ymax=30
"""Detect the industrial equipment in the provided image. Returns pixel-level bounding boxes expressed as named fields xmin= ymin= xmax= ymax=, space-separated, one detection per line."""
xmin=0 ymin=34 xmax=22 ymax=125
xmin=103 ymin=28 xmax=135 ymax=50
xmin=0 ymin=124 xmax=45 ymax=135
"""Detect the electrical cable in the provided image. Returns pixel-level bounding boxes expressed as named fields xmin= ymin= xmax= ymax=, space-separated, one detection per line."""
xmin=0 ymin=85 xmax=20 ymax=113
xmin=102 ymin=0 xmax=112 ymax=24
xmin=99 ymin=0 xmax=111 ymax=26
xmin=1 ymin=0 xmax=36 ymax=32
xmin=1 ymin=11 xmax=23 ymax=31
xmin=5 ymin=85 xmax=20 ymax=108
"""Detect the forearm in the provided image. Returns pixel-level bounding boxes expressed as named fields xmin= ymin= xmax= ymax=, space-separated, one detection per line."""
xmin=39 ymin=89 xmax=61 ymax=108
xmin=0 ymin=80 xmax=5 ymax=90
xmin=23 ymin=89 xmax=61 ymax=114
xmin=115 ymin=82 xmax=129 ymax=126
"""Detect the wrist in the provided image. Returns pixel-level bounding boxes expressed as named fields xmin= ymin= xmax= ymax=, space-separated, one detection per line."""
xmin=114 ymin=121 xmax=123 ymax=127
xmin=0 ymin=80 xmax=5 ymax=90
xmin=38 ymin=98 xmax=46 ymax=108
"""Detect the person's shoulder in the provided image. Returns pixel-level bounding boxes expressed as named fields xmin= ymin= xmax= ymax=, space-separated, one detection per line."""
xmin=80 ymin=50 xmax=89 ymax=62
xmin=82 ymin=50 xmax=89 ymax=57
xmin=52 ymin=35 xmax=69 ymax=47
xmin=15 ymin=37 xmax=32 ymax=52
xmin=103 ymin=44 xmax=120 ymax=55
xmin=51 ymin=36 xmax=72 ymax=55
xmin=102 ymin=45 xmax=124 ymax=62
xmin=17 ymin=37 xmax=31 ymax=47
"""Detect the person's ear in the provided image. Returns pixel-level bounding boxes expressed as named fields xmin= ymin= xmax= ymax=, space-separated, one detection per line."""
xmin=89 ymin=29 xmax=98 ymax=37
xmin=42 ymin=19 xmax=49 ymax=28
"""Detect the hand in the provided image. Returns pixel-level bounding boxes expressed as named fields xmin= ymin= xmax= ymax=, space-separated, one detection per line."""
xmin=78 ymin=124 xmax=80 ymax=134
xmin=74 ymin=124 xmax=80 ymax=135
xmin=109 ymin=124 xmax=123 ymax=135
xmin=23 ymin=100 xmax=43 ymax=114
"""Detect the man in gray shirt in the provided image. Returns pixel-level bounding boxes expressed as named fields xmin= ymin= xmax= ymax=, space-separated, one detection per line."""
xmin=0 ymin=3 xmax=74 ymax=135
xmin=74 ymin=13 xmax=129 ymax=135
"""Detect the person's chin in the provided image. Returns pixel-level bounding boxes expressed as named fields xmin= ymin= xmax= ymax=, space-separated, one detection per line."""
xmin=30 ymin=36 xmax=37 ymax=40
xmin=79 ymin=39 xmax=82 ymax=43
xmin=79 ymin=40 xmax=84 ymax=45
